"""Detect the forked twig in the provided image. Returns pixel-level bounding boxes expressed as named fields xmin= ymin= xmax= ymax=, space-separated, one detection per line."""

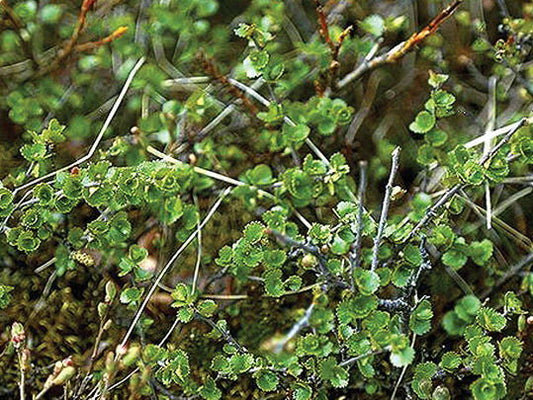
xmin=274 ymin=302 xmax=315 ymax=353
xmin=371 ymin=147 xmax=401 ymax=271
xmin=12 ymin=57 xmax=145 ymax=196
xmin=118 ymin=187 xmax=230 ymax=349
xmin=339 ymin=0 xmax=463 ymax=88
xmin=404 ymin=116 xmax=528 ymax=242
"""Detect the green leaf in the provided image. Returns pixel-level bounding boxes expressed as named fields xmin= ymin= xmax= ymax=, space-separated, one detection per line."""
xmin=120 ymin=287 xmax=143 ymax=304
xmin=177 ymin=306 xmax=194 ymax=323
xmin=263 ymin=250 xmax=286 ymax=268
xmin=432 ymin=90 xmax=456 ymax=108
xmin=20 ymin=143 xmax=47 ymax=161
xmin=284 ymin=169 xmax=314 ymax=200
xmin=33 ymin=183 xmax=54 ymax=206
xmin=167 ymin=349 xmax=190 ymax=382
xmin=359 ymin=15 xmax=385 ymax=36
xmin=354 ymin=269 xmax=381 ymax=295
xmin=243 ymin=221 xmax=265 ymax=244
xmin=283 ymin=123 xmax=310 ymax=142
xmin=0 ymin=188 xmax=14 ymax=209
xmin=254 ymin=369 xmax=279 ymax=392
xmin=425 ymin=129 xmax=448 ymax=147
xmin=257 ymin=103 xmax=283 ymax=123
xmin=309 ymin=223 xmax=332 ymax=244
xmin=234 ymin=23 xmax=255 ymax=39
xmin=503 ymin=292 xmax=524 ymax=315
xmin=264 ymin=62 xmax=285 ymax=81
xmin=129 ymin=245 xmax=148 ymax=263
xmin=249 ymin=50 xmax=269 ymax=71
xmin=417 ymin=144 xmax=435 ymax=165
xmin=403 ymin=244 xmax=422 ymax=266
xmin=428 ymin=225 xmax=455 ymax=249
xmin=337 ymin=295 xmax=378 ymax=323
xmin=409 ymin=300 xmax=433 ymax=335
xmin=20 ymin=208 xmax=43 ymax=228
xmin=412 ymin=361 xmax=437 ymax=399
xmin=42 ymin=118 xmax=66 ymax=142
xmin=199 ymin=377 xmax=222 ymax=400
xmin=171 ymin=283 xmax=196 ymax=308
xmin=409 ymin=111 xmax=436 ymax=134
xmin=229 ymin=353 xmax=254 ymax=374
xmin=196 ymin=0 xmax=218 ymax=17
xmin=40 ymin=4 xmax=63 ymax=24
xmin=216 ymin=246 xmax=233 ymax=266
xmin=455 ymin=295 xmax=481 ymax=322
xmin=246 ymin=164 xmax=275 ymax=185
xmin=107 ymin=212 xmax=132 ymax=243
xmin=264 ymin=269 xmax=284 ymax=297
xmin=197 ymin=300 xmax=217 ymax=317
xmin=292 ymin=382 xmax=312 ymax=400
xmin=476 ymin=307 xmax=506 ymax=332
xmin=285 ymin=275 xmax=302 ymax=291
xmin=470 ymin=378 xmax=506 ymax=400
xmin=319 ymin=357 xmax=349 ymax=388
xmin=428 ymin=71 xmax=449 ymax=88
xmin=330 ymin=234 xmax=350 ymax=255
xmin=0 ymin=285 xmax=13 ymax=309
xmin=390 ymin=345 xmax=415 ymax=367
xmin=297 ymin=334 xmax=333 ymax=357
xmin=468 ymin=239 xmax=493 ymax=266
xmin=16 ymin=230 xmax=40 ymax=253
xmin=439 ymin=351 xmax=462 ymax=371
xmin=442 ymin=247 xmax=468 ymax=270
xmin=414 ymin=362 xmax=438 ymax=380
xmin=234 ymin=240 xmax=263 ymax=270
xmin=211 ymin=354 xmax=230 ymax=372
xmin=498 ymin=337 xmax=522 ymax=360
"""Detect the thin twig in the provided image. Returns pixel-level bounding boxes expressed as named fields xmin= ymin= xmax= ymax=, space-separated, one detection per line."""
xmin=405 ymin=116 xmax=528 ymax=242
xmin=197 ymin=313 xmax=247 ymax=353
xmin=118 ymin=188 xmax=230 ymax=350
xmin=338 ymin=1 xmax=463 ymax=88
xmin=464 ymin=116 xmax=531 ymax=149
xmin=164 ymin=77 xmax=330 ymax=166
xmin=390 ymin=334 xmax=417 ymax=400
xmin=350 ymin=161 xmax=368 ymax=289
xmin=274 ymin=301 xmax=315 ymax=353
xmin=0 ymin=0 xmax=37 ymax=67
xmin=481 ymin=252 xmax=533 ymax=299
xmin=201 ymin=283 xmax=319 ymax=301
xmin=13 ymin=57 xmax=146 ymax=196
xmin=191 ymin=196 xmax=202 ymax=296
xmin=146 ymin=145 xmax=312 ymax=229
xmin=371 ymin=147 xmax=401 ymax=271
xmin=340 ymin=349 xmax=387 ymax=367
xmin=484 ymin=76 xmax=497 ymax=229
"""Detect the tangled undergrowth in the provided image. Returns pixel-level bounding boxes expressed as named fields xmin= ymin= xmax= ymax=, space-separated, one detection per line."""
xmin=0 ymin=0 xmax=532 ymax=399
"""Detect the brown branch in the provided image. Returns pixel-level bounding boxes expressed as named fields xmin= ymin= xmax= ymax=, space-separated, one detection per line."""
xmin=338 ymin=0 xmax=463 ymax=88
xmin=74 ymin=26 xmax=128 ymax=52
xmin=0 ymin=0 xmax=37 ymax=67
xmin=314 ymin=0 xmax=353 ymax=93
xmin=198 ymin=52 xmax=259 ymax=115
xmin=34 ymin=0 xmax=98 ymax=77
xmin=315 ymin=0 xmax=335 ymax=53
xmin=386 ymin=0 xmax=462 ymax=63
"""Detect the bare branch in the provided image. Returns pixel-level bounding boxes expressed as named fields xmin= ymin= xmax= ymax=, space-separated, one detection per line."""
xmin=338 ymin=1 xmax=463 ymax=88
xmin=371 ymin=147 xmax=401 ymax=271
xmin=350 ymin=160 xmax=368 ymax=289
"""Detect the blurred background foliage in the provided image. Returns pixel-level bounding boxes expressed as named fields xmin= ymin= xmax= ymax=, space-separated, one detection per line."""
xmin=0 ymin=0 xmax=532 ymax=398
